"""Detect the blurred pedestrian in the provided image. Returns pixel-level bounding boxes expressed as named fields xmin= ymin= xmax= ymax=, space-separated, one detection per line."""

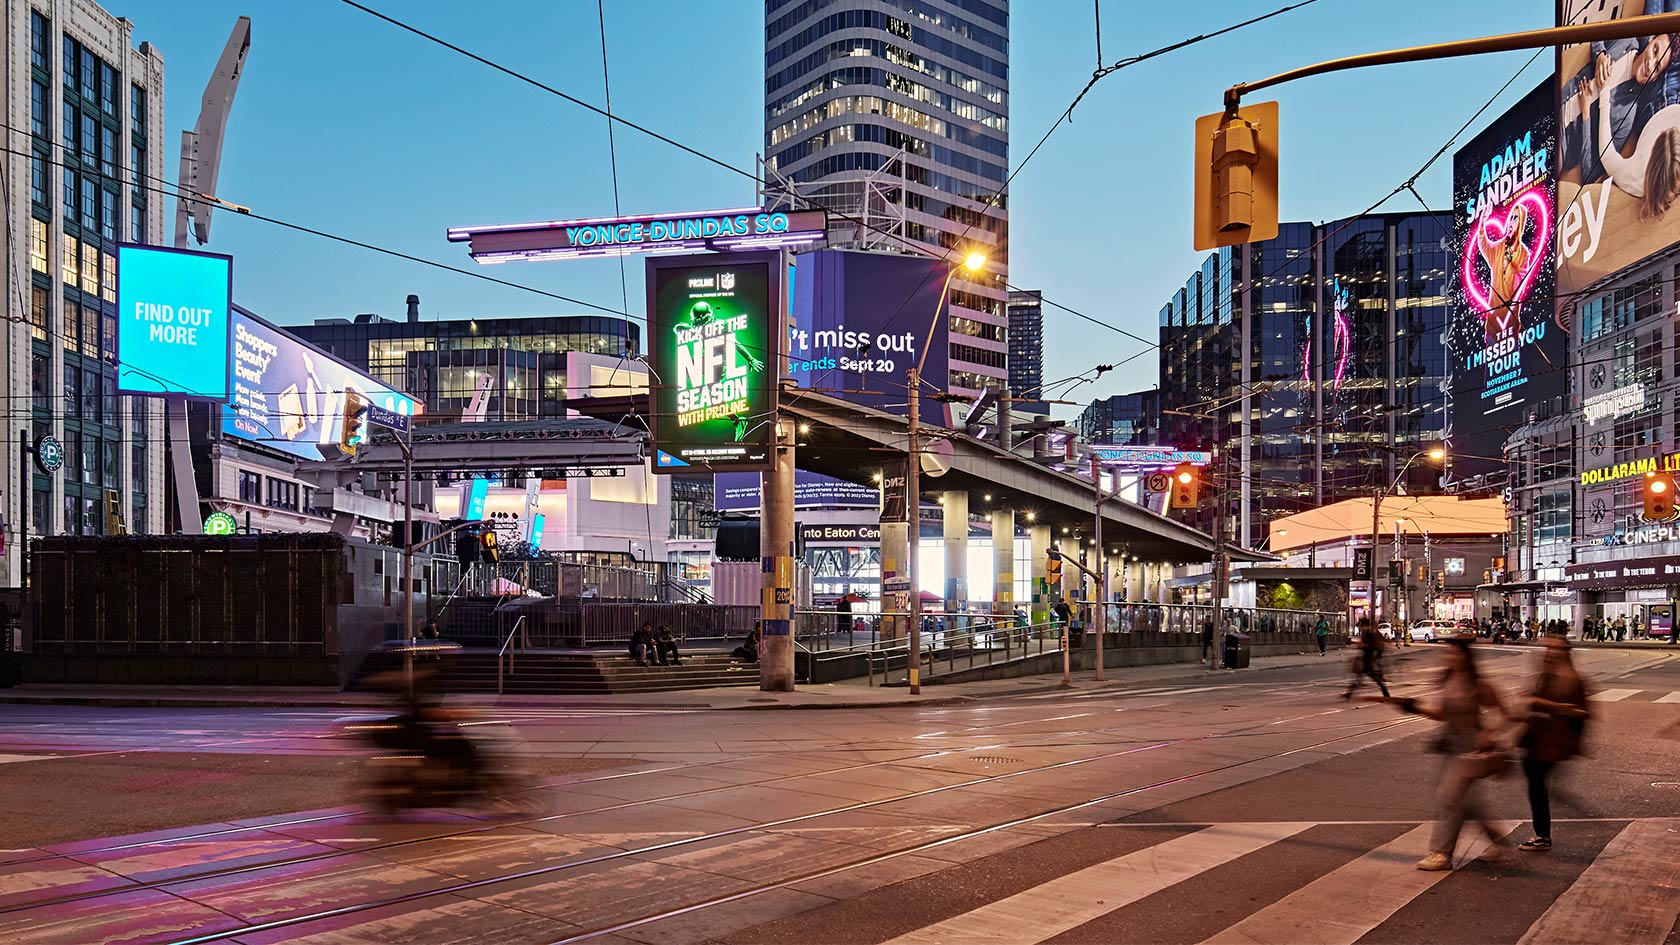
xmin=1517 ymin=633 xmax=1590 ymax=852
xmin=1343 ymin=620 xmax=1391 ymax=699
xmin=1378 ymin=637 xmax=1513 ymax=870
xmin=1315 ymin=614 xmax=1331 ymax=656
xmin=835 ymin=592 xmax=852 ymax=639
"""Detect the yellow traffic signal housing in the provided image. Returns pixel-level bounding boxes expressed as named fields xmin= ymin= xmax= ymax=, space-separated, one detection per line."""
xmin=1169 ymin=463 xmax=1200 ymax=509
xmin=1644 ymin=471 xmax=1676 ymax=521
xmin=480 ymin=529 xmax=501 ymax=563
xmin=340 ymin=390 xmax=368 ymax=455
xmin=1193 ymin=101 xmax=1279 ymax=251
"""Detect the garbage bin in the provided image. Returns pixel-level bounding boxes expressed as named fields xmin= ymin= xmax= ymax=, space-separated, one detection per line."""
xmin=1221 ymin=631 xmax=1250 ymax=669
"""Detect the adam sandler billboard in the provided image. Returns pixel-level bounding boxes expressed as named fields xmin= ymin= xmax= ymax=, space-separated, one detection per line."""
xmin=1448 ymin=80 xmax=1563 ymax=478
xmin=647 ymin=252 xmax=782 ymax=473
xmin=222 ymin=307 xmax=420 ymax=460
xmin=1557 ymin=2 xmax=1680 ymax=293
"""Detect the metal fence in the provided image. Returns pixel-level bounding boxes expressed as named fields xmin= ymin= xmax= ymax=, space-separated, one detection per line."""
xmin=472 ymin=598 xmax=758 ymax=648
xmin=459 ymin=560 xmax=706 ymax=603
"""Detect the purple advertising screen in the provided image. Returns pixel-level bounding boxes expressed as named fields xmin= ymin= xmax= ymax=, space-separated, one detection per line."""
xmin=787 ymin=249 xmax=951 ymax=426
xmin=714 ymin=471 xmax=878 ymax=511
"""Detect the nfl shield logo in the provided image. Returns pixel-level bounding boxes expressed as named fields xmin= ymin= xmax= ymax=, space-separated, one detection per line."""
xmin=720 ymin=272 xmax=736 ymax=290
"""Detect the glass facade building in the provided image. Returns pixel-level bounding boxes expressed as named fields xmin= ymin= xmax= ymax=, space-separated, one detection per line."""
xmin=7 ymin=4 xmax=169 ymax=582
xmin=765 ymin=0 xmax=1010 ymax=398
xmin=289 ymin=312 xmax=639 ymax=423
xmin=1006 ymin=288 xmax=1042 ymax=409
xmin=1158 ymin=213 xmax=1451 ymax=548
xmin=1075 ymin=390 xmax=1160 ymax=446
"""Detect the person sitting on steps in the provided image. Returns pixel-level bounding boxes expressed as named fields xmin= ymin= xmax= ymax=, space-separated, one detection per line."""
xmin=655 ymin=625 xmax=682 ymax=666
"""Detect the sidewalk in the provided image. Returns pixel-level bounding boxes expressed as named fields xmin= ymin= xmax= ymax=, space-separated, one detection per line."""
xmin=0 ymin=647 xmax=1417 ymax=711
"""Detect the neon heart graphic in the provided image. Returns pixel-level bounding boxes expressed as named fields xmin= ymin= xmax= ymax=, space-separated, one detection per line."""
xmin=1460 ymin=184 xmax=1551 ymax=338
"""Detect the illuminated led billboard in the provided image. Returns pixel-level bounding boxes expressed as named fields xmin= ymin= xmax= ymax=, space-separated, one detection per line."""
xmin=115 ymin=244 xmax=233 ymax=399
xmin=1556 ymin=2 xmax=1680 ymax=293
xmin=223 ymin=307 xmax=421 ymax=460
xmin=1447 ymin=80 xmax=1563 ymax=481
xmin=647 ymin=252 xmax=782 ymax=473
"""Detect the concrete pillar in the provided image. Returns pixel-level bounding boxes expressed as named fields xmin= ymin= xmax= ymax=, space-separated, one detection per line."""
xmin=991 ymin=509 xmax=1015 ymax=619
xmin=1030 ymin=523 xmax=1051 ymax=626
xmin=879 ymin=520 xmax=909 ymax=643
xmin=759 ymin=420 xmax=796 ymax=692
xmin=943 ymin=491 xmax=969 ymax=631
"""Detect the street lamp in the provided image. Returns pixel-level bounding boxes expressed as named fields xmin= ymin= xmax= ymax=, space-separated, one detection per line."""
xmin=906 ymin=251 xmax=987 ymax=695
xmin=1368 ymin=447 xmax=1444 ymax=637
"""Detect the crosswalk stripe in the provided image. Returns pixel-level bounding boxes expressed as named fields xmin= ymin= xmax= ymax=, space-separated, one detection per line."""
xmin=1518 ymin=818 xmax=1680 ymax=945
xmin=1654 ymin=691 xmax=1680 ymax=704
xmin=1589 ymin=689 xmax=1640 ymax=702
xmin=879 ymin=822 xmax=1312 ymax=945
xmin=1198 ymin=821 xmax=1518 ymax=944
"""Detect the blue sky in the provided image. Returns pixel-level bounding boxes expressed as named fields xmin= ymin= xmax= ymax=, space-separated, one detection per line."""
xmin=135 ymin=0 xmax=1554 ymax=411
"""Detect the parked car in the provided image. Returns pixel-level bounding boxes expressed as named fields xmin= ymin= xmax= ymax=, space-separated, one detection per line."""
xmin=1408 ymin=620 xmax=1455 ymax=642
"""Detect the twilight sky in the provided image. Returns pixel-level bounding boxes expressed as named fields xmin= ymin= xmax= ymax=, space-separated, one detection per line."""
xmin=133 ymin=0 xmax=1554 ymax=413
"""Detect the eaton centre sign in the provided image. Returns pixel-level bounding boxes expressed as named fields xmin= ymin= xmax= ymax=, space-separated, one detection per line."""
xmin=448 ymin=207 xmax=827 ymax=263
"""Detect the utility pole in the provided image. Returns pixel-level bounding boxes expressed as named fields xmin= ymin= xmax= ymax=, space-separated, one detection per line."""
xmin=906 ymin=373 xmax=923 ymax=694
xmin=760 ymin=415 xmax=796 ymax=692
xmin=1091 ymin=455 xmax=1105 ymax=681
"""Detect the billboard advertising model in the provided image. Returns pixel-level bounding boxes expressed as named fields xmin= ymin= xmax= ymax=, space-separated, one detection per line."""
xmin=223 ymin=307 xmax=421 ymax=460
xmin=115 ymin=245 xmax=233 ymax=399
xmin=787 ymin=249 xmax=950 ymax=426
xmin=647 ymin=252 xmax=782 ymax=473
xmin=1448 ymin=80 xmax=1563 ymax=480
xmin=1557 ymin=1 xmax=1680 ymax=294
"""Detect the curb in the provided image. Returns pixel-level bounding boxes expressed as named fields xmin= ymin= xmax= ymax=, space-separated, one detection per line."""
xmin=0 ymin=691 xmax=979 ymax=711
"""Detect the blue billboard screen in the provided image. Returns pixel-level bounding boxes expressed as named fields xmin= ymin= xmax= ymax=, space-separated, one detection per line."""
xmin=115 ymin=245 xmax=233 ymax=399
xmin=223 ymin=308 xmax=420 ymax=460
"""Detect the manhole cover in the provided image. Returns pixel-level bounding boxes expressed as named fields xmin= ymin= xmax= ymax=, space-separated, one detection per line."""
xmin=972 ymin=756 xmax=1020 ymax=765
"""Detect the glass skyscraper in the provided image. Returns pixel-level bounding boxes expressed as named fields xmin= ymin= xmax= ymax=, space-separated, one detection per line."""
xmin=1158 ymin=213 xmax=1451 ymax=548
xmin=764 ymin=0 xmax=1009 ymax=398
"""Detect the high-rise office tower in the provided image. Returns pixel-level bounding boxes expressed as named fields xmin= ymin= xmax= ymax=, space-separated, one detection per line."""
xmin=1007 ymin=289 xmax=1042 ymax=409
xmin=764 ymin=1 xmax=1009 ymax=398
xmin=5 ymin=2 xmax=168 ymax=584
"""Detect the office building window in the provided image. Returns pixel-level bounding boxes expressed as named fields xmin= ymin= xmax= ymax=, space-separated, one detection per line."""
xmin=31 ymin=351 xmax=48 ymax=411
xmin=62 ymin=301 xmax=79 ymax=358
xmin=130 ymin=85 xmax=145 ymax=137
xmin=29 ymin=219 xmax=47 ymax=273
xmin=30 ymin=284 xmax=48 ymax=342
xmin=31 ymin=12 xmax=49 ymax=72
xmin=30 ymin=153 xmax=46 ymax=207
xmin=237 ymin=470 xmax=261 ymax=504
xmin=132 ymin=445 xmax=147 ymax=495
xmin=101 ymin=63 xmax=117 ymax=117
xmin=31 ymin=81 xmax=47 ymax=139
xmin=266 ymin=477 xmax=299 ymax=511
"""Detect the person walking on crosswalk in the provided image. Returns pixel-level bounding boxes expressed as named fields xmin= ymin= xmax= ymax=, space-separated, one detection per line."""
xmin=1342 ymin=622 xmax=1391 ymax=699
xmin=1517 ymin=632 xmax=1590 ymax=853
xmin=1372 ymin=636 xmax=1512 ymax=871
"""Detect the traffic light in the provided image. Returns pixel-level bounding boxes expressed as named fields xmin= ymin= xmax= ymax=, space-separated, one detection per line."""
xmin=479 ymin=529 xmax=500 ymax=563
xmin=1046 ymin=547 xmax=1064 ymax=588
xmin=1644 ymin=471 xmax=1677 ymax=521
xmin=1193 ymin=101 xmax=1279 ymax=251
xmin=1169 ymin=463 xmax=1200 ymax=509
xmin=339 ymin=389 xmax=368 ymax=455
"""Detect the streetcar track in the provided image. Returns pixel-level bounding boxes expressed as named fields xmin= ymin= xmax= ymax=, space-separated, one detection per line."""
xmin=6 ymin=708 xmax=1403 ymax=924
xmin=162 ymin=714 xmax=1420 ymax=945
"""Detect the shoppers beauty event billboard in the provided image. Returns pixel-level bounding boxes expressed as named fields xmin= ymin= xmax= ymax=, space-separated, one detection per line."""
xmin=1556 ymin=2 xmax=1680 ymax=293
xmin=647 ymin=252 xmax=781 ymax=473
xmin=222 ymin=307 xmax=420 ymax=460
xmin=787 ymin=249 xmax=951 ymax=427
xmin=115 ymin=244 xmax=233 ymax=399
xmin=1447 ymin=80 xmax=1564 ymax=481
xmin=713 ymin=470 xmax=878 ymax=511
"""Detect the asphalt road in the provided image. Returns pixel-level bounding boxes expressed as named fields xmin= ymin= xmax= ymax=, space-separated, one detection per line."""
xmin=0 ymin=643 xmax=1674 ymax=945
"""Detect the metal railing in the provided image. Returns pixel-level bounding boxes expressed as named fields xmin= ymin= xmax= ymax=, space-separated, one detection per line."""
xmin=796 ymin=610 xmax=1059 ymax=687
xmin=497 ymin=615 xmax=527 ymax=695
xmin=458 ymin=560 xmax=709 ymax=604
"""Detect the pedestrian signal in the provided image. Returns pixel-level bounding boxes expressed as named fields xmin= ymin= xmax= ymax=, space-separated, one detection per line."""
xmin=480 ymin=529 xmax=500 ymax=563
xmin=1193 ymin=101 xmax=1279 ymax=250
xmin=1169 ymin=463 xmax=1200 ymax=509
xmin=1644 ymin=471 xmax=1676 ymax=521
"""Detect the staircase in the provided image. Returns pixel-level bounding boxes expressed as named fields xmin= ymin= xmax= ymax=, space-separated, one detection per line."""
xmin=350 ymin=649 xmax=758 ymax=695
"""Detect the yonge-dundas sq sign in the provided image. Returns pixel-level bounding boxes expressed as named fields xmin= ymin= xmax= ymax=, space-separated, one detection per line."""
xmin=447 ymin=207 xmax=827 ymax=262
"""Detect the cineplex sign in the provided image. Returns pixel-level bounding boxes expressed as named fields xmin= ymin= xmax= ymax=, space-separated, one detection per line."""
xmin=1565 ymin=554 xmax=1680 ymax=589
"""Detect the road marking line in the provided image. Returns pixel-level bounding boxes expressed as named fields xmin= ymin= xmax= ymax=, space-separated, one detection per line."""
xmin=1519 ymin=818 xmax=1680 ymax=945
xmin=1199 ymin=821 xmax=1519 ymax=945
xmin=1590 ymin=689 xmax=1640 ymax=702
xmin=880 ymin=822 xmax=1312 ymax=945
xmin=1654 ymin=691 xmax=1680 ymax=704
